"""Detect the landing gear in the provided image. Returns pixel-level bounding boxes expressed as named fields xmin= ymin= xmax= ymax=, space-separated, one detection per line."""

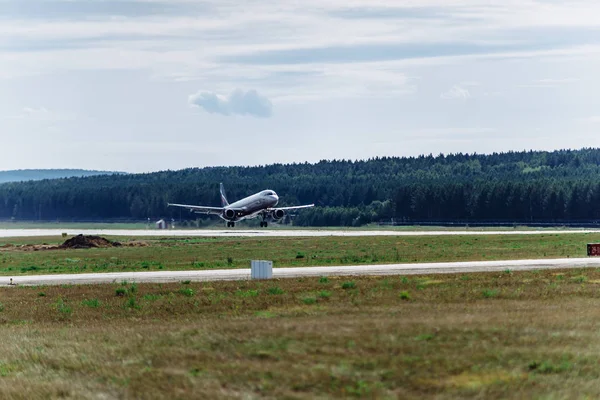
xmin=260 ymin=221 xmax=268 ymax=228
xmin=226 ymin=221 xmax=235 ymax=228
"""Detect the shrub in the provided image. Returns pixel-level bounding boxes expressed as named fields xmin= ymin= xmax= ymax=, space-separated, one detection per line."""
xmin=399 ymin=291 xmax=411 ymax=301
xmin=302 ymin=296 xmax=317 ymax=305
xmin=115 ymin=288 xmax=128 ymax=297
xmin=125 ymin=297 xmax=139 ymax=309
xmin=414 ymin=334 xmax=434 ymax=341
xmin=319 ymin=276 xmax=329 ymax=284
xmin=341 ymin=281 xmax=356 ymax=290
xmin=55 ymin=298 xmax=71 ymax=316
xmin=482 ymin=289 xmax=498 ymax=298
xmin=81 ymin=299 xmax=100 ymax=308
xmin=267 ymin=287 xmax=284 ymax=295
xmin=181 ymin=280 xmax=191 ymax=285
xmin=179 ymin=288 xmax=195 ymax=297
xmin=318 ymin=290 xmax=331 ymax=299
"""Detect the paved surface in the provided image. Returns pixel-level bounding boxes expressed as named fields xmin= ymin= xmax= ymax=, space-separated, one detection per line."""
xmin=4 ymin=258 xmax=600 ymax=286
xmin=1 ymin=228 xmax=600 ymax=238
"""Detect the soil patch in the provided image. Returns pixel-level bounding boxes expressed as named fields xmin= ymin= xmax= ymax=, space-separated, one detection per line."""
xmin=59 ymin=234 xmax=122 ymax=249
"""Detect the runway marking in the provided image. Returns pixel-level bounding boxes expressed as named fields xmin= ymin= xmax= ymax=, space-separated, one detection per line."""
xmin=4 ymin=258 xmax=600 ymax=286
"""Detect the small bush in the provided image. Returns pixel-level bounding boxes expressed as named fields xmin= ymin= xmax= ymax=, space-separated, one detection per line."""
xmin=302 ymin=296 xmax=317 ymax=305
xmin=125 ymin=297 xmax=139 ymax=309
xmin=341 ymin=281 xmax=356 ymax=290
xmin=130 ymin=283 xmax=138 ymax=294
xmin=414 ymin=334 xmax=434 ymax=341
xmin=267 ymin=287 xmax=284 ymax=295
xmin=399 ymin=291 xmax=411 ymax=301
xmin=115 ymin=288 xmax=128 ymax=297
xmin=227 ymin=257 xmax=234 ymax=265
xmin=81 ymin=299 xmax=100 ymax=308
xmin=38 ymin=292 xmax=46 ymax=297
xmin=528 ymin=360 xmax=572 ymax=374
xmin=482 ymin=289 xmax=498 ymax=298
xmin=55 ymin=298 xmax=71 ymax=316
xmin=295 ymin=252 xmax=305 ymax=259
xmin=400 ymin=276 xmax=410 ymax=284
xmin=181 ymin=280 xmax=191 ymax=285
xmin=319 ymin=276 xmax=329 ymax=284
xmin=178 ymin=288 xmax=195 ymax=297
xmin=318 ymin=290 xmax=331 ymax=299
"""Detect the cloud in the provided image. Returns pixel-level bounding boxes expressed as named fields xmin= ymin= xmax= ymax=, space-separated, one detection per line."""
xmin=0 ymin=106 xmax=76 ymax=121
xmin=577 ymin=116 xmax=600 ymax=123
xmin=440 ymin=85 xmax=471 ymax=100
xmin=520 ymin=78 xmax=581 ymax=88
xmin=188 ymin=89 xmax=273 ymax=118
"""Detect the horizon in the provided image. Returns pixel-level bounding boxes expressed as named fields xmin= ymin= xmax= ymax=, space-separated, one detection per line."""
xmin=2 ymin=1 xmax=600 ymax=173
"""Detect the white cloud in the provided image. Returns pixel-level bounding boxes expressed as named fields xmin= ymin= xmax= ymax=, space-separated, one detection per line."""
xmin=188 ymin=89 xmax=273 ymax=118
xmin=520 ymin=78 xmax=581 ymax=88
xmin=577 ymin=116 xmax=600 ymax=123
xmin=0 ymin=106 xmax=76 ymax=121
xmin=440 ymin=85 xmax=471 ymax=100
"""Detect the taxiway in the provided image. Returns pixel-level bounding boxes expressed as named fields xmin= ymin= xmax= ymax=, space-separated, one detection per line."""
xmin=4 ymin=257 xmax=600 ymax=286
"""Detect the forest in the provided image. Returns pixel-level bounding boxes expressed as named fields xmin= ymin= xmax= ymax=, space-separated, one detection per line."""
xmin=2 ymin=148 xmax=600 ymax=226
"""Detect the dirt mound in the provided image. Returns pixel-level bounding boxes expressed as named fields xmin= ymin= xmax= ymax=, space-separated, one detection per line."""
xmin=59 ymin=234 xmax=121 ymax=249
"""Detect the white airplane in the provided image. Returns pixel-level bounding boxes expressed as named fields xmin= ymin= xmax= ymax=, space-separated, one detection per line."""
xmin=167 ymin=183 xmax=314 ymax=227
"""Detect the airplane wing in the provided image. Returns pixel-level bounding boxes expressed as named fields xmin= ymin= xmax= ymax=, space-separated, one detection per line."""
xmin=167 ymin=203 xmax=224 ymax=215
xmin=271 ymin=204 xmax=315 ymax=211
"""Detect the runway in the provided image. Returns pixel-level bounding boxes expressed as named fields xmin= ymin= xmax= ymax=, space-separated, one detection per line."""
xmin=4 ymin=257 xmax=600 ymax=286
xmin=1 ymin=228 xmax=600 ymax=238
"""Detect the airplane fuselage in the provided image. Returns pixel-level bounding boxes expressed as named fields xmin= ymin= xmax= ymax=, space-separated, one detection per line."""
xmin=222 ymin=190 xmax=279 ymax=222
xmin=167 ymin=183 xmax=313 ymax=228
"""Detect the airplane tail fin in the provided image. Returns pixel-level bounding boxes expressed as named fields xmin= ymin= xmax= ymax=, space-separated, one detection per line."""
xmin=219 ymin=183 xmax=229 ymax=207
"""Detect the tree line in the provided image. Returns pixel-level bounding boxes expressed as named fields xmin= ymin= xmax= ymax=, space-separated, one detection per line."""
xmin=2 ymin=148 xmax=600 ymax=226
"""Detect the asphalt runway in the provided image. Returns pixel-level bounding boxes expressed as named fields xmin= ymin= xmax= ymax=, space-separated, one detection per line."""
xmin=4 ymin=257 xmax=600 ymax=286
xmin=1 ymin=228 xmax=600 ymax=238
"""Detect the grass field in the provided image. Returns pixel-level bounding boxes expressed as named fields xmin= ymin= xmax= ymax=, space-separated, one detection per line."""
xmin=1 ymin=269 xmax=600 ymax=398
xmin=0 ymin=233 xmax=599 ymax=276
xmin=0 ymin=220 xmax=594 ymax=231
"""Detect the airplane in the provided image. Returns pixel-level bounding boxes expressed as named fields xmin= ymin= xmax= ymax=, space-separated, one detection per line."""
xmin=167 ymin=183 xmax=314 ymax=227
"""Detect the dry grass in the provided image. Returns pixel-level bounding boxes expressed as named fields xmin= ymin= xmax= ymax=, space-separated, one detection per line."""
xmin=1 ymin=269 xmax=600 ymax=398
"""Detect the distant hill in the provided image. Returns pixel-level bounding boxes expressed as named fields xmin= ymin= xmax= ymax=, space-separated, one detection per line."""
xmin=0 ymin=169 xmax=125 ymax=184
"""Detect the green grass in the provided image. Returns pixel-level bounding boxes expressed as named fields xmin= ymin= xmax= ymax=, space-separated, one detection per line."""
xmin=0 ymin=270 xmax=600 ymax=398
xmin=0 ymin=233 xmax=599 ymax=276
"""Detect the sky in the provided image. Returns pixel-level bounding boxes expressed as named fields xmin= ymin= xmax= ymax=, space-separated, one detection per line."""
xmin=1 ymin=0 xmax=600 ymax=173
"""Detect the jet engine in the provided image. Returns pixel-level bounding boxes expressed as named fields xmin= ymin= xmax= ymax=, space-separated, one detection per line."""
xmin=271 ymin=209 xmax=285 ymax=220
xmin=223 ymin=209 xmax=236 ymax=220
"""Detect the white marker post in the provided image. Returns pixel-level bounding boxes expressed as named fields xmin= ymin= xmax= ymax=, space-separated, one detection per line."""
xmin=251 ymin=260 xmax=273 ymax=280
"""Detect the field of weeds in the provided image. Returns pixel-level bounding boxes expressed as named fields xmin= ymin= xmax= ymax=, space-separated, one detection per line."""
xmin=0 ymin=233 xmax=600 ymax=276
xmin=1 ymin=269 xmax=600 ymax=398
